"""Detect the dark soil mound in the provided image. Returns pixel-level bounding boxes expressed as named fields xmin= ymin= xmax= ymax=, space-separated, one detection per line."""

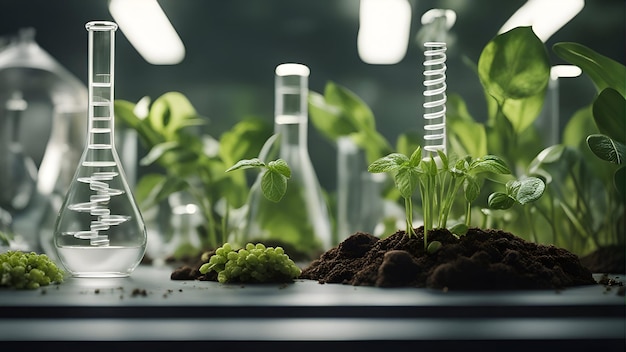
xmin=300 ymin=227 xmax=597 ymax=290
xmin=579 ymin=245 xmax=626 ymax=274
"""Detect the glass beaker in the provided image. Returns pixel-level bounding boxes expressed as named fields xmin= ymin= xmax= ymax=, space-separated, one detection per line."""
xmin=242 ymin=63 xmax=332 ymax=260
xmin=53 ymin=21 xmax=146 ymax=277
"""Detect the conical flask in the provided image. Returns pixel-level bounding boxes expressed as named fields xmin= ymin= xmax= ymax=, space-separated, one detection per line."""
xmin=53 ymin=21 xmax=146 ymax=277
xmin=242 ymin=63 xmax=332 ymax=259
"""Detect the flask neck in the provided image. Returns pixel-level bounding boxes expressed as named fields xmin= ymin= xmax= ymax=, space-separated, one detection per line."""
xmin=274 ymin=119 xmax=308 ymax=150
xmin=86 ymin=21 xmax=117 ymax=153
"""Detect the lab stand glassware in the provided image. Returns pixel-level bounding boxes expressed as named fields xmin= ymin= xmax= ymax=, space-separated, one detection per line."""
xmin=0 ymin=28 xmax=88 ymax=254
xmin=53 ymin=21 xmax=146 ymax=277
xmin=242 ymin=63 xmax=332 ymax=258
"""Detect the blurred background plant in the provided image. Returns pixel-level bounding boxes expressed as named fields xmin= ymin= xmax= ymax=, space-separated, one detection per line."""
xmin=114 ymin=92 xmax=272 ymax=264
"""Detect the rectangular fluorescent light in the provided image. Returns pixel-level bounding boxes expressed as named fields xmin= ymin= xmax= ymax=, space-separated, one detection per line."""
xmin=358 ymin=0 xmax=412 ymax=64
xmin=499 ymin=0 xmax=584 ymax=42
xmin=108 ymin=0 xmax=185 ymax=65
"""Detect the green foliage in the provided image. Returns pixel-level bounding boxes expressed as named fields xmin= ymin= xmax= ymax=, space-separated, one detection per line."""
xmin=226 ymin=157 xmax=291 ymax=203
xmin=0 ymin=251 xmax=64 ymax=289
xmin=199 ymin=242 xmax=301 ymax=283
xmin=114 ymin=92 xmax=272 ymax=251
xmin=478 ymin=26 xmax=549 ymax=135
xmin=368 ymin=146 xmax=523 ymax=249
xmin=308 ymin=81 xmax=393 ymax=164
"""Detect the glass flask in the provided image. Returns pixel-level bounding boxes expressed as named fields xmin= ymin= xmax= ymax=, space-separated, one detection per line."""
xmin=0 ymin=28 xmax=88 ymax=254
xmin=241 ymin=63 xmax=332 ymax=259
xmin=53 ymin=21 xmax=146 ymax=277
xmin=335 ymin=136 xmax=386 ymax=242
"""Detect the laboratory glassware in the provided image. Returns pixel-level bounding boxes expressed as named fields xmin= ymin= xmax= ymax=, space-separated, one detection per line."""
xmin=422 ymin=42 xmax=447 ymax=157
xmin=53 ymin=21 xmax=146 ymax=277
xmin=0 ymin=28 xmax=87 ymax=254
xmin=242 ymin=63 xmax=332 ymax=258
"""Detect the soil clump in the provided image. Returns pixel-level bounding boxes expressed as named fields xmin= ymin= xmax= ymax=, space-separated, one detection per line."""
xmin=299 ymin=227 xmax=597 ymax=290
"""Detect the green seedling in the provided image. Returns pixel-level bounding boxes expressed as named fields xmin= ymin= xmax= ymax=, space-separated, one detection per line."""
xmin=226 ymin=158 xmax=292 ymax=203
xmin=368 ymin=145 xmax=515 ymax=251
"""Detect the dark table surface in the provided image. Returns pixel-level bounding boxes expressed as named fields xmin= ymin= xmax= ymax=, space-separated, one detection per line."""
xmin=1 ymin=265 xmax=624 ymax=351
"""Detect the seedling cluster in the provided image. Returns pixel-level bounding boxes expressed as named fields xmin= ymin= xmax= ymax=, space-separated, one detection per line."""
xmin=368 ymin=146 xmax=545 ymax=251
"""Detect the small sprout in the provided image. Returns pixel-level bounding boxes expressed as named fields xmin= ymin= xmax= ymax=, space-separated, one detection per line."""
xmin=426 ymin=241 xmax=442 ymax=254
xmin=226 ymin=158 xmax=291 ymax=202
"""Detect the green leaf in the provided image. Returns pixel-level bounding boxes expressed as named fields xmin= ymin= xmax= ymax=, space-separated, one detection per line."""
xmin=218 ymin=117 xmax=273 ymax=165
xmin=226 ymin=158 xmax=266 ymax=172
xmin=261 ymin=169 xmax=288 ymax=202
xmin=469 ymin=155 xmax=511 ymax=175
xmin=553 ymin=42 xmax=626 ymax=97
xmin=464 ymin=176 xmax=480 ymax=203
xmin=308 ymin=90 xmax=356 ymax=140
xmin=447 ymin=94 xmax=488 ymax=158
xmin=592 ymin=88 xmax=626 ymax=144
xmin=395 ymin=168 xmax=419 ymax=199
xmin=500 ymin=91 xmax=547 ymax=133
xmin=368 ymin=153 xmax=408 ymax=173
xmin=488 ymin=192 xmax=516 ymax=210
xmin=148 ymin=92 xmax=203 ymax=138
xmin=409 ymin=146 xmax=423 ymax=167
xmin=587 ymin=134 xmax=625 ymax=164
xmin=267 ymin=159 xmax=291 ymax=178
xmin=514 ymin=177 xmax=545 ymax=205
xmin=478 ymin=27 xmax=549 ymax=102
xmin=139 ymin=141 xmax=180 ymax=166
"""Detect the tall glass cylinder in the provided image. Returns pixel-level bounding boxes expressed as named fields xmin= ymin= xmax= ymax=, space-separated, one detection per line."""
xmin=242 ymin=63 xmax=332 ymax=260
xmin=53 ymin=21 xmax=146 ymax=277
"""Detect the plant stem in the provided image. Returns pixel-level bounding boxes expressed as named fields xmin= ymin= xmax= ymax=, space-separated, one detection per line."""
xmin=404 ymin=197 xmax=416 ymax=237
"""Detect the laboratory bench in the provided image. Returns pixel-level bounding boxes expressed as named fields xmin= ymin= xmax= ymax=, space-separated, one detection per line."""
xmin=0 ymin=265 xmax=624 ymax=351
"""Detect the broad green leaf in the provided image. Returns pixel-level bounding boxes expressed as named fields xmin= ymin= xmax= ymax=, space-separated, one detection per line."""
xmin=488 ymin=192 xmax=515 ymax=209
xmin=308 ymin=90 xmax=357 ymax=140
xmin=562 ymin=105 xmax=596 ymax=148
xmin=114 ymin=99 xmax=162 ymax=146
xmin=592 ymin=88 xmax=626 ymax=144
xmin=464 ymin=176 xmax=480 ymax=202
xmin=478 ymin=27 xmax=549 ymax=102
xmin=324 ymin=81 xmax=377 ymax=132
xmin=218 ymin=117 xmax=273 ymax=165
xmin=469 ymin=155 xmax=511 ymax=175
xmin=226 ymin=158 xmax=265 ymax=172
xmin=139 ymin=141 xmax=180 ymax=166
xmin=528 ymin=144 xmax=565 ymax=174
xmin=135 ymin=174 xmax=188 ymax=209
xmin=395 ymin=168 xmax=419 ymax=198
xmin=148 ymin=92 xmax=203 ymax=138
xmin=267 ymin=159 xmax=291 ymax=178
xmin=368 ymin=153 xmax=408 ymax=173
xmin=514 ymin=177 xmax=545 ymax=205
xmin=499 ymin=90 xmax=546 ymax=133
xmin=261 ymin=169 xmax=288 ymax=202
xmin=553 ymin=42 xmax=626 ymax=97
xmin=447 ymin=94 xmax=488 ymax=158
xmin=586 ymin=134 xmax=625 ymax=164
